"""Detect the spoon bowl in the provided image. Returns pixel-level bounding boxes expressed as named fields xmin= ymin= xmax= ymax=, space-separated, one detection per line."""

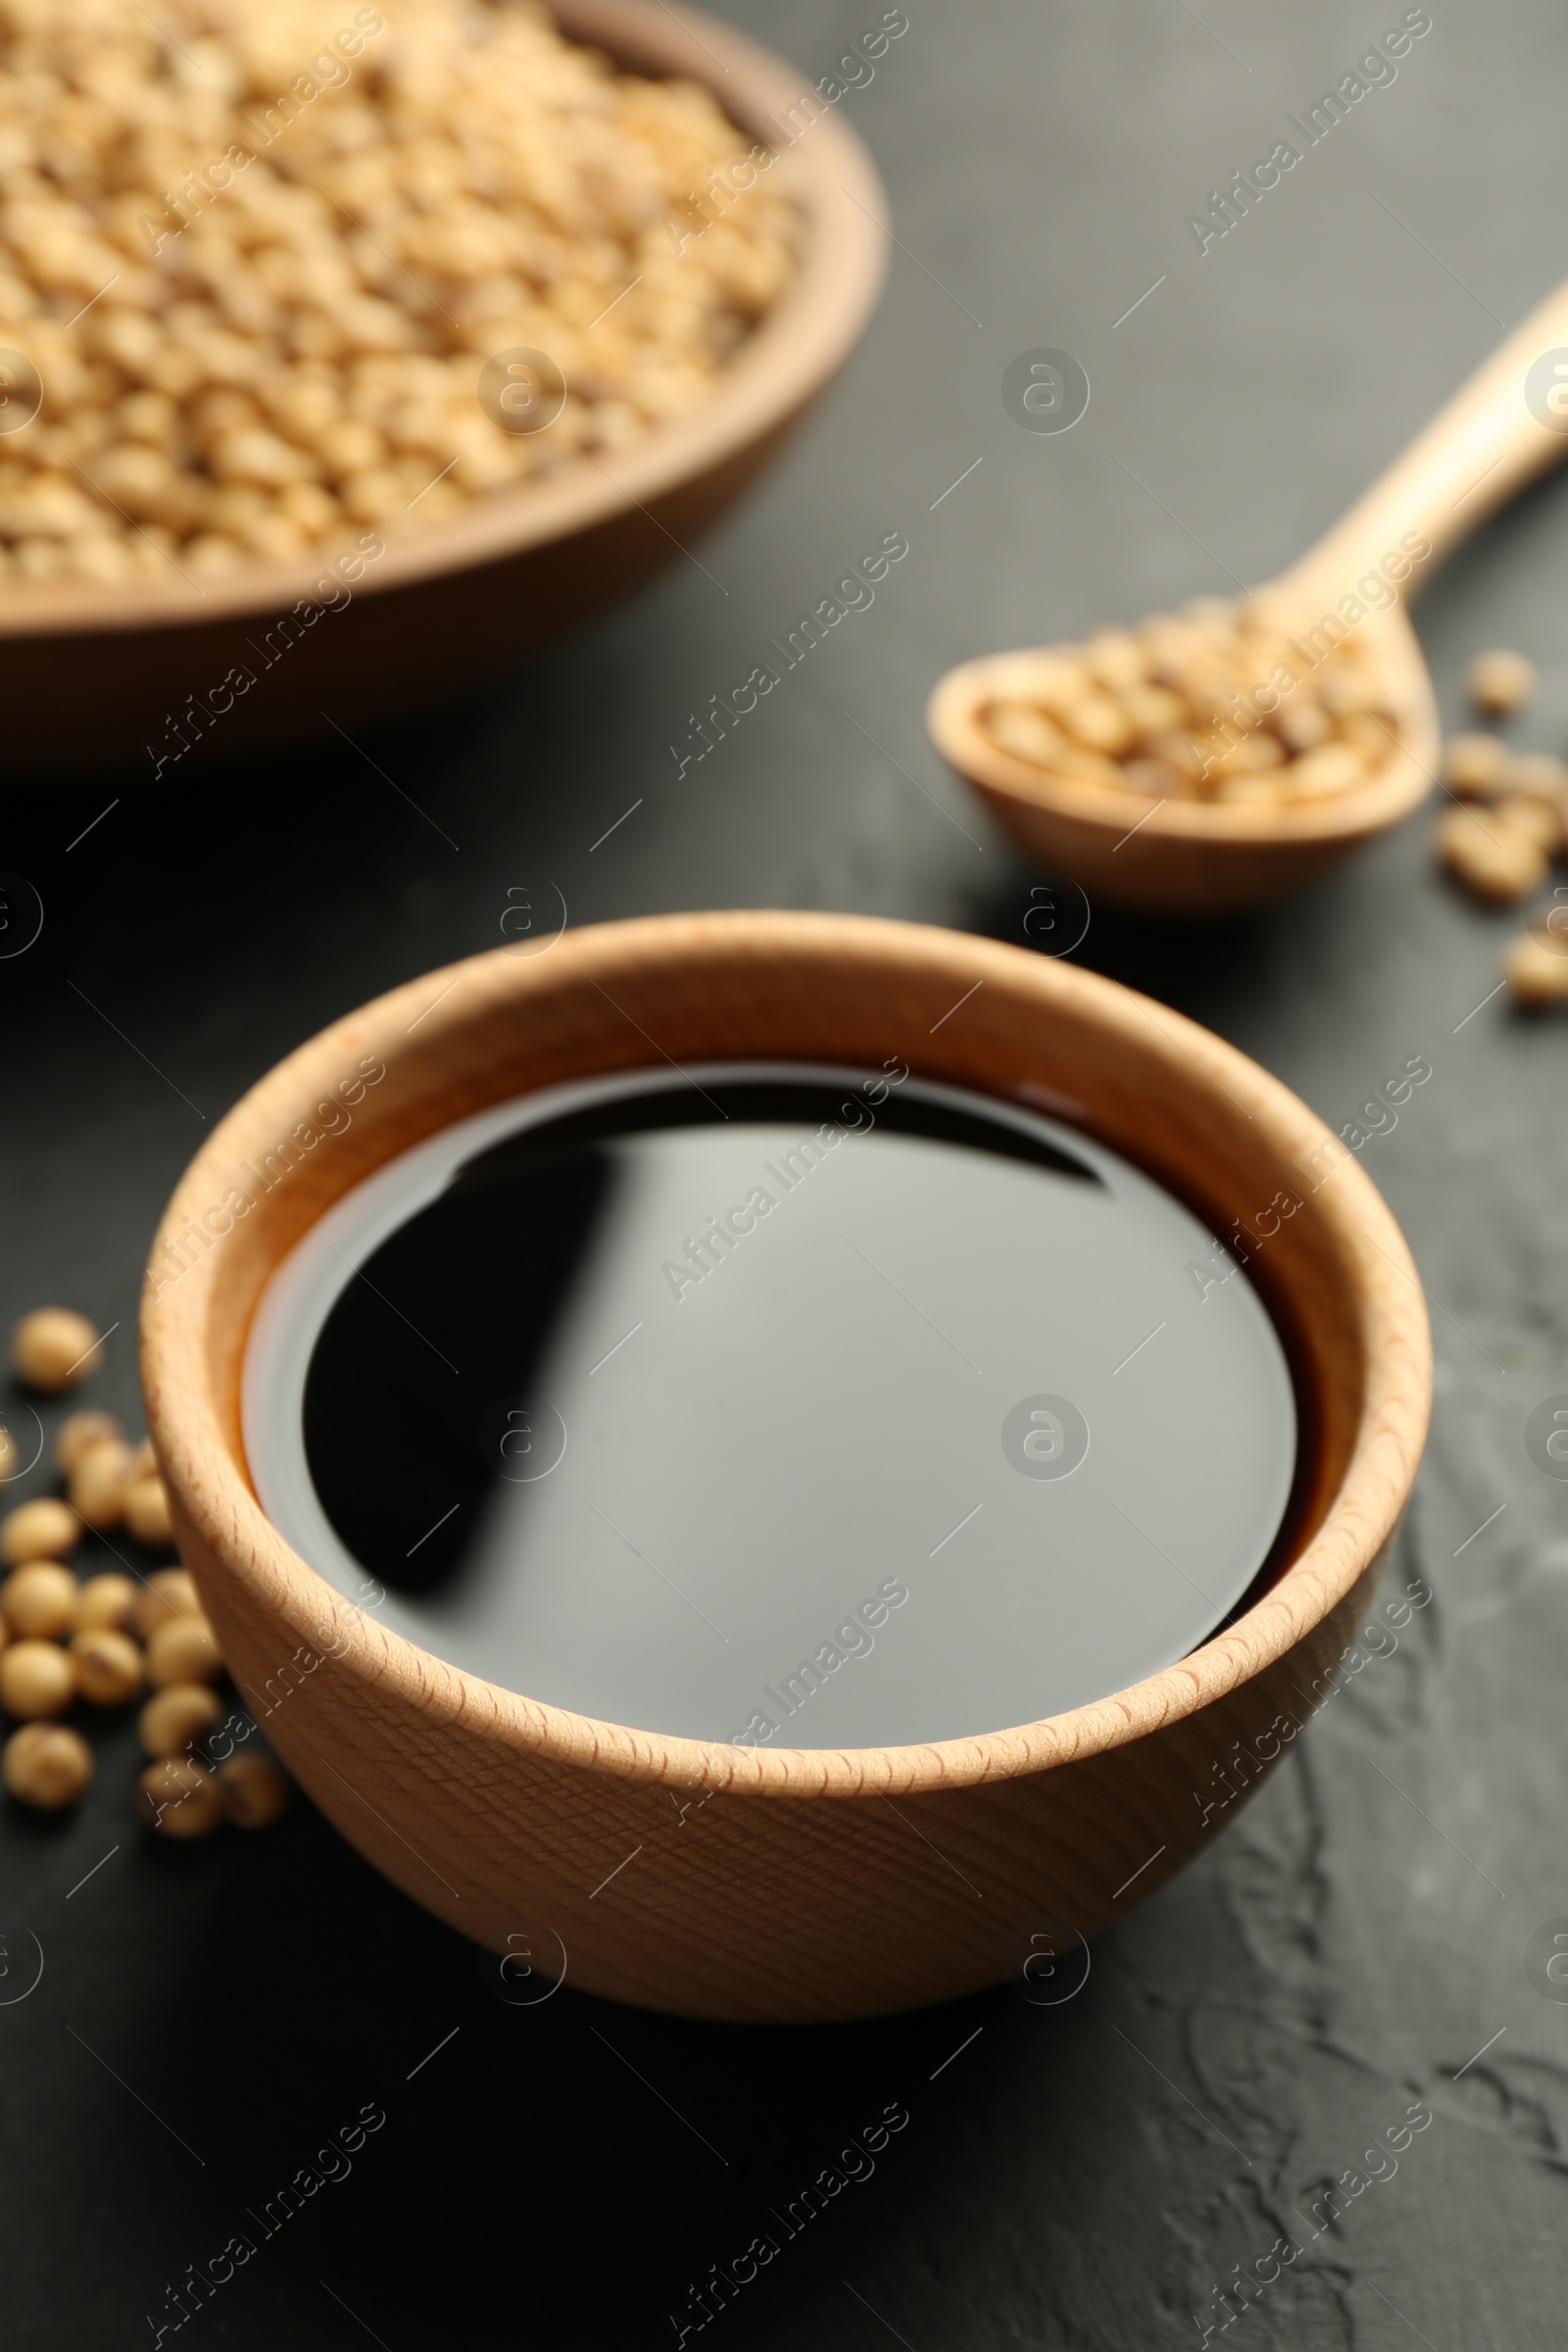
xmin=929 ymin=597 xmax=1438 ymax=915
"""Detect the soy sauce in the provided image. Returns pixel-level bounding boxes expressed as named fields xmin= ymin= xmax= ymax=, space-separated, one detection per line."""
xmin=243 ymin=1063 xmax=1298 ymax=1749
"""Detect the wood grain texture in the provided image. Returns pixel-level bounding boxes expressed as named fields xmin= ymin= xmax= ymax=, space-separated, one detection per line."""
xmin=138 ymin=912 xmax=1432 ymax=2019
xmin=928 ymin=273 xmax=1568 ymax=914
xmin=2 ymin=0 xmax=887 ymax=776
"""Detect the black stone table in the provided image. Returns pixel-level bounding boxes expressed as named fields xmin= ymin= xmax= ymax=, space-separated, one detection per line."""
xmin=3 ymin=1 xmax=1563 ymax=2340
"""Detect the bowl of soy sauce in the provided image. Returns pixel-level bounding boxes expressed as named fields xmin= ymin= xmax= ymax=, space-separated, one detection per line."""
xmin=139 ymin=911 xmax=1430 ymax=2021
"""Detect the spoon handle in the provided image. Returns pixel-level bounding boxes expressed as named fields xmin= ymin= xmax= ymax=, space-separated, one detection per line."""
xmin=1283 ymin=275 xmax=1568 ymax=603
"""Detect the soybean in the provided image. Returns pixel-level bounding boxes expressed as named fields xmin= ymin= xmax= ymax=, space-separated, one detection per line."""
xmin=217 ymin=1753 xmax=290 ymax=1828
xmin=74 ymin=1573 xmax=139 ymax=1634
xmin=131 ymin=1567 xmax=199 ymax=1641
xmin=136 ymin=1756 xmax=223 ymax=1839
xmin=1436 ymin=806 xmax=1547 ymax=905
xmin=1466 ymin=649 xmax=1538 ymax=716
xmin=3 ymin=1722 xmax=92 ymax=1809
xmin=0 ymin=1639 xmax=74 ymax=1719
xmin=0 ymin=1562 xmax=76 ymax=1640
xmin=145 ymin=1613 xmax=221 ymax=1688
xmin=1504 ymin=929 xmax=1568 ymax=1008
xmin=1442 ymin=733 xmax=1510 ymax=798
xmin=138 ymin=1682 xmax=222 ymax=1758
xmin=0 ymin=1496 xmax=78 ymax=1566
xmin=56 ymin=1409 xmax=124 ymax=1474
xmin=69 ymin=1439 xmax=134 ymax=1531
xmin=123 ymin=1476 xmax=174 ymax=1550
xmin=71 ymin=1628 xmax=144 ymax=1707
xmin=9 ymin=1308 xmax=99 ymax=1392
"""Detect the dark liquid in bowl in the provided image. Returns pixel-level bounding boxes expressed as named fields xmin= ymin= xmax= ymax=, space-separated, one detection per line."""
xmin=243 ymin=1065 xmax=1298 ymax=1748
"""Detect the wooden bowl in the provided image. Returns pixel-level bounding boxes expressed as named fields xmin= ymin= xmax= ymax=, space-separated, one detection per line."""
xmin=139 ymin=912 xmax=1431 ymax=2021
xmin=927 ymin=600 xmax=1439 ymax=916
xmin=6 ymin=1 xmax=887 ymax=777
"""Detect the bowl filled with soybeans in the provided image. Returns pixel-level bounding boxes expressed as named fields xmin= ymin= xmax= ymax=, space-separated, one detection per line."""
xmin=0 ymin=0 xmax=889 ymax=772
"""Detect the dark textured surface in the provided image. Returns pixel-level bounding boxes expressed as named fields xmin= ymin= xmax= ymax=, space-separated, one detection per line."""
xmin=3 ymin=1 xmax=1566 ymax=2342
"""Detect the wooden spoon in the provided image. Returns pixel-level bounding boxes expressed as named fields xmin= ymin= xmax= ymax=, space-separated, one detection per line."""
xmin=928 ymin=278 xmax=1568 ymax=914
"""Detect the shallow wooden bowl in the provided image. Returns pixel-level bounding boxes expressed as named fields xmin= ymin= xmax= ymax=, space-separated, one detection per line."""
xmin=5 ymin=1 xmax=887 ymax=777
xmin=140 ymin=912 xmax=1430 ymax=2021
xmin=927 ymin=600 xmax=1439 ymax=917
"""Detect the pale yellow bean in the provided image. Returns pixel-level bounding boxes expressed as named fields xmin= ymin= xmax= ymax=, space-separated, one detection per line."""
xmin=131 ymin=1566 xmax=198 ymax=1640
xmin=55 ymin=1409 xmax=123 ymax=1475
xmin=145 ymin=1612 xmax=221 ymax=1687
xmin=0 ymin=1563 xmax=76 ymax=1640
xmin=10 ymin=1307 xmax=99 ymax=1391
xmin=4 ymin=1721 xmax=92 ymax=1808
xmin=1443 ymin=733 xmax=1510 ymax=798
xmin=124 ymin=1475 xmax=174 ymax=1549
xmin=0 ymin=1639 xmax=74 ymax=1719
xmin=1467 ymin=648 xmax=1537 ymax=716
xmin=0 ymin=1497 xmax=78 ymax=1567
xmin=74 ymin=1573 xmax=138 ymax=1635
xmin=1436 ymin=806 xmax=1548 ymax=905
xmin=69 ymin=1438 xmax=133 ymax=1530
xmin=1503 ymin=930 xmax=1568 ymax=1009
xmin=138 ymin=1681 xmax=222 ymax=1758
xmin=136 ymin=1755 xmax=223 ymax=1838
xmin=70 ymin=1627 xmax=143 ymax=1706
xmin=217 ymin=1752 xmax=290 ymax=1827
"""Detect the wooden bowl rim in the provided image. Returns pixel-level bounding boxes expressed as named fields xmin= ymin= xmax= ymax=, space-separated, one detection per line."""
xmin=0 ymin=0 xmax=888 ymax=641
xmin=140 ymin=911 xmax=1432 ymax=1802
xmin=927 ymin=621 xmax=1438 ymax=851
